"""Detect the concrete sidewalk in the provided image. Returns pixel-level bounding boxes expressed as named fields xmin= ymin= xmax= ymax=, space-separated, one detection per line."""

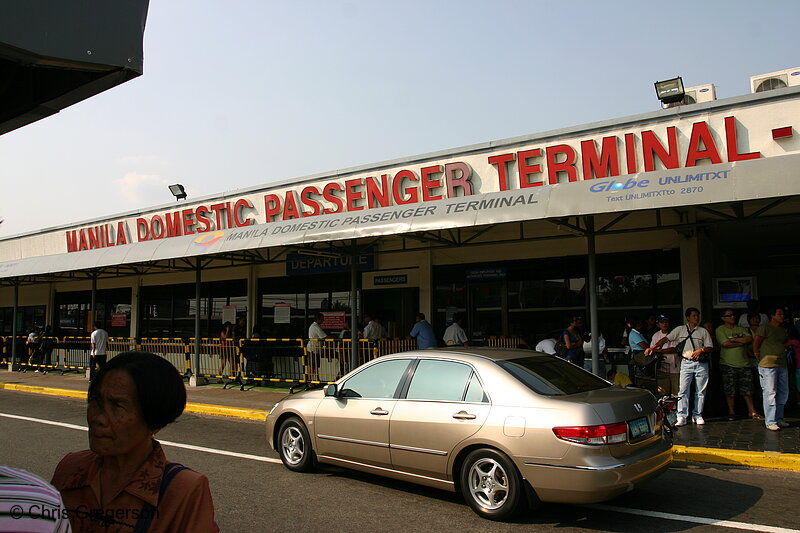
xmin=2 ymin=369 xmax=799 ymax=472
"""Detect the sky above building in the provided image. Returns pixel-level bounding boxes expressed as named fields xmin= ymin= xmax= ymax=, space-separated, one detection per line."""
xmin=1 ymin=0 xmax=799 ymax=237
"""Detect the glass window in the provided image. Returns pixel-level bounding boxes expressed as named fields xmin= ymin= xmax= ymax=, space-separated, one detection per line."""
xmin=406 ymin=359 xmax=474 ymax=401
xmin=497 ymin=355 xmax=608 ymax=395
xmin=464 ymin=373 xmax=488 ymax=403
xmin=342 ymin=359 xmax=411 ymax=399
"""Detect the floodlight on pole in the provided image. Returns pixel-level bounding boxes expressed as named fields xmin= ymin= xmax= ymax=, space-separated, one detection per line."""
xmin=654 ymin=77 xmax=685 ymax=106
xmin=169 ymin=184 xmax=187 ymax=201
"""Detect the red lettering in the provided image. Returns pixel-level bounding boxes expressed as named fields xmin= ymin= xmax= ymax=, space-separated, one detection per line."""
xmin=224 ymin=201 xmax=233 ymax=229
xmin=489 ymin=153 xmax=515 ymax=191
xmin=724 ymin=116 xmax=761 ymax=161
xmin=517 ymin=149 xmax=543 ymax=188
xmin=642 ymin=127 xmax=680 ymax=171
xmin=182 ymin=209 xmax=197 ymax=235
xmin=116 ymin=222 xmax=128 ymax=245
xmin=79 ymin=229 xmax=88 ymax=251
xmin=444 ymin=162 xmax=473 ymax=197
xmin=345 ymin=178 xmax=365 ymax=211
xmin=264 ymin=195 xmax=281 ymax=222
xmin=88 ymin=227 xmax=100 ymax=249
xmin=195 ymin=206 xmax=211 ymax=232
xmin=104 ymin=225 xmax=112 ymax=247
xmin=365 ymin=175 xmax=390 ymax=208
xmin=392 ymin=170 xmax=418 ymax=204
xmin=233 ymin=199 xmax=254 ymax=226
xmin=300 ymin=187 xmax=321 ymax=216
xmin=66 ymin=231 xmax=78 ymax=252
xmin=580 ymin=137 xmax=619 ymax=179
xmin=165 ymin=211 xmax=183 ymax=238
xmin=685 ymin=122 xmax=722 ymax=167
xmin=283 ymin=191 xmax=301 ymax=220
xmin=136 ymin=218 xmax=150 ymax=241
xmin=546 ymin=144 xmax=578 ymax=184
xmin=625 ymin=133 xmax=638 ymax=174
xmin=150 ymin=215 xmax=165 ymax=239
xmin=322 ymin=183 xmax=344 ymax=214
xmin=210 ymin=203 xmax=226 ymax=229
xmin=420 ymin=165 xmax=443 ymax=201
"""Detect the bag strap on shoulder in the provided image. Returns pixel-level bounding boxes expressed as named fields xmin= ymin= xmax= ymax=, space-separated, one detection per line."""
xmin=133 ymin=462 xmax=188 ymax=533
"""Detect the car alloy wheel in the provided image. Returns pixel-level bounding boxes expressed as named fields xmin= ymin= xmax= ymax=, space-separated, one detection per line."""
xmin=278 ymin=417 xmax=315 ymax=472
xmin=460 ymin=448 xmax=523 ymax=520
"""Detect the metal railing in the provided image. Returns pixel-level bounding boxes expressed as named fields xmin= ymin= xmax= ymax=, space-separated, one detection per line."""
xmin=2 ymin=335 xmax=528 ymax=386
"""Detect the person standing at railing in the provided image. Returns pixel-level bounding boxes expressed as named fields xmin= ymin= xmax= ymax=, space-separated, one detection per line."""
xmin=307 ymin=313 xmax=332 ymax=381
xmin=90 ymin=323 xmax=109 ymax=381
xmin=443 ymin=313 xmax=469 ymax=347
xmin=26 ymin=325 xmax=42 ymax=370
xmin=218 ymin=322 xmax=235 ymax=377
xmin=410 ymin=313 xmax=436 ymax=349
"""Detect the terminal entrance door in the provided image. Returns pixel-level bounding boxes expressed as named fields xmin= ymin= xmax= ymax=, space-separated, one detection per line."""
xmin=362 ymin=288 xmax=418 ymax=339
xmin=468 ymin=280 xmax=506 ymax=343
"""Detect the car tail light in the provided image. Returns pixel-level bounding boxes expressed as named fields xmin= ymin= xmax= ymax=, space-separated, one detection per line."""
xmin=552 ymin=422 xmax=629 ymax=445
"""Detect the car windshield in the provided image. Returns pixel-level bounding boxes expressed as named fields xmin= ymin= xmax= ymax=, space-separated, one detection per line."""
xmin=496 ymin=356 xmax=609 ymax=395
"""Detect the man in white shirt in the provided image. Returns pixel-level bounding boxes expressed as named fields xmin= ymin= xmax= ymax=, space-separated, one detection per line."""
xmin=535 ymin=337 xmax=557 ymax=354
xmin=443 ymin=313 xmax=469 ymax=346
xmin=646 ymin=307 xmax=713 ymax=426
xmin=362 ymin=315 xmax=381 ymax=343
xmin=307 ymin=313 xmax=327 ymax=355
xmin=89 ymin=323 xmax=108 ymax=381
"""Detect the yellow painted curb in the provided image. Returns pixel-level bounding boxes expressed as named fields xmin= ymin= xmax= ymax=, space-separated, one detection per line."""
xmin=0 ymin=383 xmax=87 ymax=399
xmin=0 ymin=382 xmax=270 ymax=421
xmin=673 ymin=445 xmax=800 ymax=472
xmin=183 ymin=402 xmax=270 ymax=421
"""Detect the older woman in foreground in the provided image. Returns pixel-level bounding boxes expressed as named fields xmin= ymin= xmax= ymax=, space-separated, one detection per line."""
xmin=52 ymin=351 xmax=219 ymax=533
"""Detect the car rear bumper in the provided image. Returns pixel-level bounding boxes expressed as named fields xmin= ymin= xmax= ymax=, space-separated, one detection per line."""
xmin=518 ymin=442 xmax=673 ymax=504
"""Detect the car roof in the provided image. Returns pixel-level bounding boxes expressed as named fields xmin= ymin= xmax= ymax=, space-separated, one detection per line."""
xmin=386 ymin=347 xmax=550 ymax=363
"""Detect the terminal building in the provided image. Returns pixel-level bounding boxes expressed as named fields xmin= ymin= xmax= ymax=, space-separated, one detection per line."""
xmin=2 ymin=68 xmax=800 ymax=352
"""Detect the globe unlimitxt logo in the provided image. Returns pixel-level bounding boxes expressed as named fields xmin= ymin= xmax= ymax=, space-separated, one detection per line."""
xmin=589 ymin=177 xmax=651 ymax=193
xmin=194 ymin=231 xmax=225 ymax=247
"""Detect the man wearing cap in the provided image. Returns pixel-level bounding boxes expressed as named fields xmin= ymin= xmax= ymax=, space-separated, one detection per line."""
xmin=646 ymin=307 xmax=713 ymax=426
xmin=649 ymin=315 xmax=679 ymax=395
xmin=717 ymin=308 xmax=759 ymax=420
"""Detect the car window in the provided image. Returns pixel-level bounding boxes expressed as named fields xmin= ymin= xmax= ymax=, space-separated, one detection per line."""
xmin=341 ymin=359 xmax=411 ymax=399
xmin=405 ymin=359 xmax=476 ymax=401
xmin=463 ymin=372 xmax=488 ymax=403
xmin=496 ymin=356 xmax=608 ymax=395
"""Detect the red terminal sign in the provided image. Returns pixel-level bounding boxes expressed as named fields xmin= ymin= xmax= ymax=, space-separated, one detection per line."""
xmin=64 ymin=116 xmax=760 ymax=253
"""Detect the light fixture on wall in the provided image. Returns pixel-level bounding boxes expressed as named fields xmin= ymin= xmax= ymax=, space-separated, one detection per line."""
xmin=168 ymin=184 xmax=187 ymax=201
xmin=654 ymin=77 xmax=685 ymax=107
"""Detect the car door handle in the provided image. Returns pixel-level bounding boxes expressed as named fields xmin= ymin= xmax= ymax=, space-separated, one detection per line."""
xmin=370 ymin=408 xmax=390 ymax=416
xmin=452 ymin=411 xmax=477 ymax=420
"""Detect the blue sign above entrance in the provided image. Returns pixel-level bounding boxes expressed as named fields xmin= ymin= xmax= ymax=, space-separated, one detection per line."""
xmin=287 ymin=250 xmax=374 ymax=275
xmin=466 ymin=267 xmax=507 ymax=280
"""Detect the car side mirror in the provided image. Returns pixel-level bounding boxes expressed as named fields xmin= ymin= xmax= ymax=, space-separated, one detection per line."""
xmin=324 ymin=383 xmax=338 ymax=397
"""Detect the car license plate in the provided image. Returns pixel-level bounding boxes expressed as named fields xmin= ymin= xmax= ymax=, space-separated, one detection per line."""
xmin=629 ymin=417 xmax=650 ymax=439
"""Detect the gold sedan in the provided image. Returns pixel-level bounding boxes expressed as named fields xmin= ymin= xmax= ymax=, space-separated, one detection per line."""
xmin=266 ymin=348 xmax=672 ymax=521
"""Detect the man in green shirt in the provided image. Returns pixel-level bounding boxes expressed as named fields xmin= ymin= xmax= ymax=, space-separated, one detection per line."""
xmin=715 ymin=308 xmax=757 ymax=420
xmin=753 ymin=306 xmax=790 ymax=431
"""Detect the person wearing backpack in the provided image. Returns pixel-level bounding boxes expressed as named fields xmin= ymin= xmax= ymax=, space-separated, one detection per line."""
xmin=646 ymin=307 xmax=713 ymax=426
xmin=753 ymin=306 xmax=791 ymax=431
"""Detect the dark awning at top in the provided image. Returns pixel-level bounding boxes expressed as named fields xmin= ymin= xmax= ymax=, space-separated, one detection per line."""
xmin=0 ymin=0 xmax=150 ymax=135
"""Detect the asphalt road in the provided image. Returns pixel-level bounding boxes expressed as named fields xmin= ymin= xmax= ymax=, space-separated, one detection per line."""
xmin=1 ymin=389 xmax=799 ymax=533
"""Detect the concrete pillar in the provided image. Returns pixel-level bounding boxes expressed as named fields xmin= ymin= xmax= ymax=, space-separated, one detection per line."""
xmin=419 ymin=247 xmax=433 ymax=319
xmin=247 ymin=264 xmax=258 ymax=335
xmin=679 ymin=232 xmax=702 ymax=312
xmin=129 ymin=277 xmax=141 ymax=338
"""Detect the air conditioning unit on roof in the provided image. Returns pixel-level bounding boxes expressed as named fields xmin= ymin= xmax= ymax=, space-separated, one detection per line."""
xmin=664 ymin=84 xmax=716 ymax=108
xmin=750 ymin=67 xmax=800 ymax=93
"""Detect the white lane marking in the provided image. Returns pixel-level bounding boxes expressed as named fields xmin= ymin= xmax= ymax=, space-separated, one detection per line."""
xmin=587 ymin=504 xmax=800 ymax=533
xmin=0 ymin=412 xmax=282 ymax=465
xmin=4 ymin=412 xmax=795 ymax=532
